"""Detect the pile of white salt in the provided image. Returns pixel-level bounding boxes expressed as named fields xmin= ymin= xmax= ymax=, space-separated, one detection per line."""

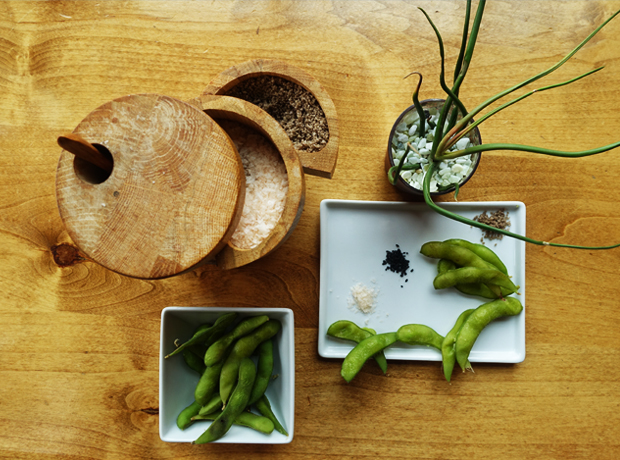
xmin=222 ymin=121 xmax=289 ymax=249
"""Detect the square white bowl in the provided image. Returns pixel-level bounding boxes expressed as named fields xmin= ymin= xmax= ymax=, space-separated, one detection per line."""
xmin=159 ymin=306 xmax=295 ymax=444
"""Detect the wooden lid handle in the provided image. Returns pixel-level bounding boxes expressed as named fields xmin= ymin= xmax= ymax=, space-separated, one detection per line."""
xmin=57 ymin=133 xmax=113 ymax=174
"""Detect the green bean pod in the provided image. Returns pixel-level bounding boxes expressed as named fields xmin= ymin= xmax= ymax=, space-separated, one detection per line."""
xmin=176 ymin=400 xmax=202 ymax=430
xmin=204 ymin=315 xmax=270 ymax=367
xmin=420 ymin=241 xmax=499 ymax=271
xmin=327 ymin=320 xmax=388 ymax=374
xmin=183 ymin=349 xmax=206 ymax=375
xmin=248 ymin=339 xmax=274 ymax=405
xmin=441 ymin=309 xmax=474 ymax=382
xmin=433 ymin=267 xmax=519 ymax=295
xmin=193 ymin=358 xmax=257 ymax=444
xmin=455 ymin=297 xmax=524 ymax=371
xmin=437 ymin=259 xmax=512 ymax=299
xmin=396 ymin=324 xmax=444 ymax=350
xmin=255 ymin=394 xmax=288 ymax=436
xmin=220 ymin=320 xmax=281 ymax=404
xmin=198 ymin=393 xmax=223 ymax=416
xmin=166 ymin=313 xmax=237 ymax=359
xmin=192 ymin=410 xmax=275 ymax=435
xmin=341 ymin=332 xmax=398 ymax=383
xmin=194 ymin=358 xmax=226 ymax=406
xmin=443 ymin=238 xmax=508 ymax=274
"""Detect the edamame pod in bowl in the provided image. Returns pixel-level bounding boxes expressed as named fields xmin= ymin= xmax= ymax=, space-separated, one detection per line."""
xmin=220 ymin=320 xmax=281 ymax=403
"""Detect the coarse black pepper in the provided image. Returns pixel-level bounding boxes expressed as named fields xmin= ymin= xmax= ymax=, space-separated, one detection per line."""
xmin=382 ymin=245 xmax=411 ymax=278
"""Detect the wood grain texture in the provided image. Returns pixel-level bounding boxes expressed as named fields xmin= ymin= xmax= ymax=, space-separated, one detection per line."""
xmin=1 ymin=1 xmax=620 ymax=459
xmin=56 ymin=94 xmax=245 ymax=279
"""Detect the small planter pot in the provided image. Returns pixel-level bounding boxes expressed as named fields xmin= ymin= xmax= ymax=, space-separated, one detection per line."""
xmin=385 ymin=99 xmax=482 ymax=197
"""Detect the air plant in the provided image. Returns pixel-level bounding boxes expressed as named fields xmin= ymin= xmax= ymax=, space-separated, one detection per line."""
xmin=388 ymin=0 xmax=620 ymax=250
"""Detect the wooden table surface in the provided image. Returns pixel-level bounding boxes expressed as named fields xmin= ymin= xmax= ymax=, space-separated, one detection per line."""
xmin=2 ymin=1 xmax=620 ymax=459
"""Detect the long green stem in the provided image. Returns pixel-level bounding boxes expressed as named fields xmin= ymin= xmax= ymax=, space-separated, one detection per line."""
xmin=451 ymin=0 xmax=486 ymax=97
xmin=436 ymin=140 xmax=620 ymax=161
xmin=419 ymin=7 xmax=468 ymax=117
xmin=438 ymin=66 xmax=605 ymax=154
xmin=450 ymin=8 xmax=620 ymax=137
xmin=453 ymin=0 xmax=472 ymax=85
xmin=422 ymin=162 xmax=620 ymax=250
xmin=406 ymin=71 xmax=426 ymax=137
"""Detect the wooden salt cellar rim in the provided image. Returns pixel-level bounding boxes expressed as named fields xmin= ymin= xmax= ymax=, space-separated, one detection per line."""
xmin=187 ymin=94 xmax=306 ymax=270
xmin=202 ymin=59 xmax=339 ymax=179
xmin=55 ymin=93 xmax=245 ymax=279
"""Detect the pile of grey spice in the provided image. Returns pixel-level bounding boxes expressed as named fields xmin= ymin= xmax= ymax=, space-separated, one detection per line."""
xmin=225 ymin=76 xmax=329 ymax=153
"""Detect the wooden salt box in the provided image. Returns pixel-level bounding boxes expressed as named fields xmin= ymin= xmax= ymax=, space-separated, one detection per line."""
xmin=55 ymin=93 xmax=304 ymax=279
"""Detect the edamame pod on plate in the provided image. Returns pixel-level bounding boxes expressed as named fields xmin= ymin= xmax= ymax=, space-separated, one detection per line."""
xmin=437 ymin=259 xmax=510 ymax=299
xmin=341 ymin=332 xmax=397 ymax=383
xmin=455 ymin=297 xmax=524 ymax=372
xmin=443 ymin=239 xmax=508 ymax=274
xmin=433 ymin=266 xmax=519 ymax=296
xmin=420 ymin=241 xmax=499 ymax=271
xmin=396 ymin=324 xmax=444 ymax=350
xmin=327 ymin=320 xmax=388 ymax=374
xmin=441 ymin=309 xmax=474 ymax=382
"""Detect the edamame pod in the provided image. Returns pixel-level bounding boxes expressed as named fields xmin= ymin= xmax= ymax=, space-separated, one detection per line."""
xmin=176 ymin=400 xmax=202 ymax=430
xmin=455 ymin=297 xmax=524 ymax=371
xmin=198 ymin=394 xmax=223 ymax=416
xmin=192 ymin=410 xmax=275 ymax=435
xmin=194 ymin=358 xmax=257 ymax=444
xmin=255 ymin=394 xmax=288 ymax=436
xmin=433 ymin=267 xmax=519 ymax=295
xmin=443 ymin=239 xmax=508 ymax=274
xmin=183 ymin=349 xmax=206 ymax=375
xmin=396 ymin=324 xmax=444 ymax=350
xmin=327 ymin=320 xmax=388 ymax=374
xmin=441 ymin=309 xmax=474 ymax=382
xmin=248 ymin=339 xmax=274 ymax=405
xmin=204 ymin=315 xmax=270 ymax=367
xmin=437 ymin=259 xmax=511 ymax=299
xmin=166 ymin=313 xmax=237 ymax=359
xmin=420 ymin=241 xmax=499 ymax=271
xmin=341 ymin=332 xmax=398 ymax=383
xmin=194 ymin=358 xmax=226 ymax=406
xmin=220 ymin=320 xmax=281 ymax=403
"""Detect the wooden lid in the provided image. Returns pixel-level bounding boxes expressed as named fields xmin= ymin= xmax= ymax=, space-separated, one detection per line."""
xmin=55 ymin=94 xmax=245 ymax=279
xmin=203 ymin=59 xmax=339 ymax=179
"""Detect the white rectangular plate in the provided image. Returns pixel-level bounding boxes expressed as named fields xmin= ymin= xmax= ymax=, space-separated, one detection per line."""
xmin=160 ymin=307 xmax=294 ymax=444
xmin=318 ymin=200 xmax=526 ymax=363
